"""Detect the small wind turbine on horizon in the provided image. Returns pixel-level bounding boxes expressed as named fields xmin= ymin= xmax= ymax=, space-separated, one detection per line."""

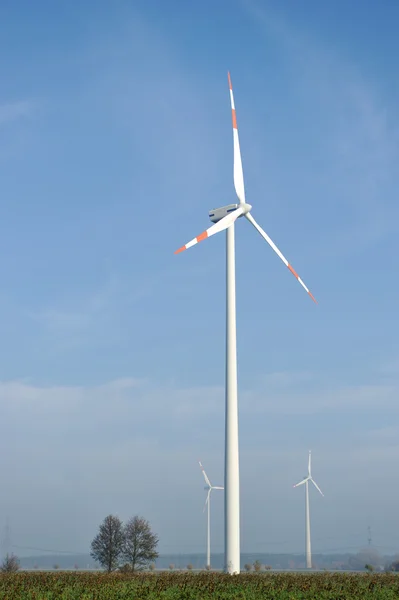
xmin=293 ymin=450 xmax=324 ymax=569
xmin=199 ymin=461 xmax=224 ymax=570
xmin=175 ymin=73 xmax=317 ymax=574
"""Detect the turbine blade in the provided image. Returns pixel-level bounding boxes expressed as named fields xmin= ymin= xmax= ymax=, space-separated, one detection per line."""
xmin=293 ymin=477 xmax=309 ymax=488
xmin=228 ymin=72 xmax=246 ymax=205
xmin=175 ymin=207 xmax=244 ymax=254
xmin=308 ymin=450 xmax=312 ymax=477
xmin=203 ymin=489 xmax=211 ymax=512
xmin=199 ymin=461 xmax=211 ymax=487
xmin=212 ymin=486 xmax=224 ymax=490
xmin=245 ymin=212 xmax=317 ymax=303
xmin=310 ymin=478 xmax=324 ymax=497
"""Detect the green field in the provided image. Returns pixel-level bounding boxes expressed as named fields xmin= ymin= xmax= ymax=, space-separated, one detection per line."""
xmin=0 ymin=571 xmax=398 ymax=599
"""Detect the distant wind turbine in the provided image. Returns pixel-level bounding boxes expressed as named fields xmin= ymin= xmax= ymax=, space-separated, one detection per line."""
xmin=199 ymin=461 xmax=223 ymax=570
xmin=293 ymin=450 xmax=324 ymax=569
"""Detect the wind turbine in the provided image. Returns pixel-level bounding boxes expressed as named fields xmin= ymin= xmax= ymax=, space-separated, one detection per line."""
xmin=175 ymin=73 xmax=316 ymax=574
xmin=199 ymin=461 xmax=224 ymax=570
xmin=293 ymin=450 xmax=324 ymax=569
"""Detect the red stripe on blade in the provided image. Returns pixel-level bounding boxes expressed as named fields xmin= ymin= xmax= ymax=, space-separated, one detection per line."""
xmin=196 ymin=231 xmax=208 ymax=242
xmin=232 ymin=109 xmax=237 ymax=129
xmin=288 ymin=264 xmax=299 ymax=279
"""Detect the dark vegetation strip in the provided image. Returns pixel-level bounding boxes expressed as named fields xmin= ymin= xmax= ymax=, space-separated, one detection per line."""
xmin=0 ymin=571 xmax=398 ymax=599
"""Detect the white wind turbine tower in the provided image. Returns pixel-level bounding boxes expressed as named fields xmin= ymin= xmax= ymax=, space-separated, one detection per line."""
xmin=293 ymin=450 xmax=324 ymax=569
xmin=175 ymin=73 xmax=317 ymax=574
xmin=199 ymin=461 xmax=224 ymax=570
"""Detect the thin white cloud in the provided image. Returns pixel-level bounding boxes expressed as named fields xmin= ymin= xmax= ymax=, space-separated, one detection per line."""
xmin=241 ymin=0 xmax=399 ymax=257
xmin=244 ymin=381 xmax=399 ymax=416
xmin=0 ymin=101 xmax=32 ymax=126
xmin=79 ymin=12 xmax=227 ymax=219
xmin=1 ymin=364 xmax=397 ymax=434
xmin=28 ymin=259 xmax=217 ymax=353
xmin=30 ymin=275 xmax=122 ymax=341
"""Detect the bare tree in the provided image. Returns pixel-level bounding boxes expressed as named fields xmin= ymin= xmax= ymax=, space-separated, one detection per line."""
xmin=0 ymin=553 xmax=19 ymax=572
xmin=91 ymin=514 xmax=124 ymax=572
xmin=253 ymin=560 xmax=262 ymax=572
xmin=122 ymin=516 xmax=159 ymax=572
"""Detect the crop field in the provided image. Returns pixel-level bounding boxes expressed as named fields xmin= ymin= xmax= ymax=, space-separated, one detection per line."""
xmin=0 ymin=571 xmax=398 ymax=599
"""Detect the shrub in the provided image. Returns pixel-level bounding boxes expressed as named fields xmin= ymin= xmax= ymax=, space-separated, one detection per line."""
xmin=119 ymin=564 xmax=133 ymax=573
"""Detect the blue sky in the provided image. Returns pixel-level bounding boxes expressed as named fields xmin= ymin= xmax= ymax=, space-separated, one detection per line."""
xmin=0 ymin=0 xmax=399 ymax=559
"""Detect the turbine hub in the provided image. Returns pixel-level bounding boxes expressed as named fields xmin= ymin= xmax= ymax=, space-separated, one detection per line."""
xmin=241 ymin=203 xmax=252 ymax=215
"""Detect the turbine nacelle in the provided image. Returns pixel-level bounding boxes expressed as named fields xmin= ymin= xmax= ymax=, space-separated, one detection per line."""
xmin=209 ymin=203 xmax=252 ymax=224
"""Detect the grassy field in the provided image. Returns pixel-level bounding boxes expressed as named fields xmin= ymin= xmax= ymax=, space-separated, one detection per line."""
xmin=0 ymin=571 xmax=398 ymax=599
